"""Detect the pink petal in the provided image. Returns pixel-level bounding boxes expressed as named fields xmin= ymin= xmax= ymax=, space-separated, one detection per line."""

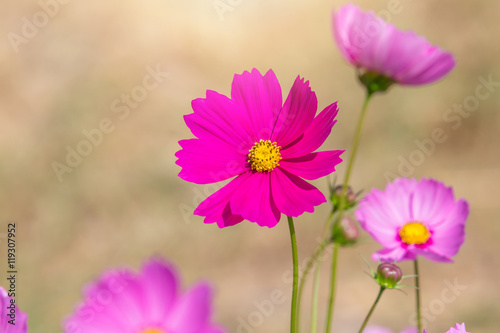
xmin=449 ymin=323 xmax=469 ymax=333
xmin=396 ymin=48 xmax=455 ymax=85
xmin=383 ymin=178 xmax=416 ymax=222
xmin=412 ymin=248 xmax=453 ymax=263
xmin=194 ymin=173 xmax=250 ymax=228
xmin=280 ymin=150 xmax=343 ymax=180
xmin=372 ymin=246 xmax=409 ymax=262
xmin=272 ymin=76 xmax=317 ymax=148
xmin=410 ymin=178 xmax=456 ymax=224
xmin=1 ymin=287 xmax=28 ymax=333
xmin=68 ymin=269 xmax=143 ymax=333
xmin=356 ymin=189 xmax=407 ymax=248
xmin=188 ymin=90 xmax=254 ymax=148
xmin=362 ymin=325 xmax=394 ymax=333
xmin=231 ymin=69 xmax=282 ymax=141
xmin=230 ymin=172 xmax=281 ymax=227
xmin=166 ymin=283 xmax=213 ymax=333
xmin=332 ymin=4 xmax=364 ymax=65
xmin=426 ymin=199 xmax=468 ymax=259
xmin=282 ymin=102 xmax=339 ymax=158
xmin=410 ymin=179 xmax=468 ymax=259
xmin=271 ymin=168 xmax=326 ymax=217
xmin=176 ymin=139 xmax=247 ymax=184
xmin=139 ymin=258 xmax=178 ymax=324
xmin=332 ymin=4 xmax=455 ymax=85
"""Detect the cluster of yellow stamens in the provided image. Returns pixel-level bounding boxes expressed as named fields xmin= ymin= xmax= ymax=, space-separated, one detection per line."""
xmin=141 ymin=330 xmax=164 ymax=333
xmin=248 ymin=139 xmax=282 ymax=172
xmin=399 ymin=222 xmax=431 ymax=245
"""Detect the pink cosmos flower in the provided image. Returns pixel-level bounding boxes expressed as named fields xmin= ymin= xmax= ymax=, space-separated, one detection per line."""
xmin=0 ymin=287 xmax=28 ymax=333
xmin=176 ymin=69 xmax=343 ymax=228
xmin=355 ymin=178 xmax=469 ymax=262
xmin=363 ymin=326 xmax=417 ymax=333
xmin=438 ymin=323 xmax=470 ymax=333
xmin=64 ymin=258 xmax=224 ymax=333
xmin=332 ymin=4 xmax=455 ymax=85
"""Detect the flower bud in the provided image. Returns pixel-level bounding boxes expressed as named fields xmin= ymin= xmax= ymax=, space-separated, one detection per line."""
xmin=375 ymin=262 xmax=403 ymax=289
xmin=332 ymin=217 xmax=359 ymax=246
xmin=330 ymin=185 xmax=357 ymax=213
xmin=358 ymin=71 xmax=394 ymax=95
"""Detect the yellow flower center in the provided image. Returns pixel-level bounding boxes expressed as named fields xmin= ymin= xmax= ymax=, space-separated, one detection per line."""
xmin=142 ymin=330 xmax=163 ymax=333
xmin=399 ymin=222 xmax=431 ymax=245
xmin=248 ymin=139 xmax=282 ymax=172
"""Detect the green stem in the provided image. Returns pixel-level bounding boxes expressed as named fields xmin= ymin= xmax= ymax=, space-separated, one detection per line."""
xmin=288 ymin=216 xmax=299 ymax=333
xmin=414 ymin=259 xmax=422 ymax=333
xmin=324 ymin=242 xmax=339 ymax=333
xmin=310 ymin=256 xmax=322 ymax=333
xmin=358 ymin=287 xmax=386 ymax=333
xmin=338 ymin=92 xmax=373 ymax=214
xmin=324 ymin=92 xmax=373 ymax=332
xmin=296 ymin=212 xmax=334 ymax=331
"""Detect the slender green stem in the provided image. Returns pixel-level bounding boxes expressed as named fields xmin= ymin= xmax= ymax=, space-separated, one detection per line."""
xmin=358 ymin=287 xmax=386 ymax=333
xmin=288 ymin=216 xmax=299 ymax=333
xmin=414 ymin=259 xmax=422 ymax=333
xmin=338 ymin=92 xmax=373 ymax=218
xmin=324 ymin=92 xmax=373 ymax=332
xmin=324 ymin=242 xmax=339 ymax=333
xmin=310 ymin=256 xmax=322 ymax=333
xmin=296 ymin=212 xmax=334 ymax=331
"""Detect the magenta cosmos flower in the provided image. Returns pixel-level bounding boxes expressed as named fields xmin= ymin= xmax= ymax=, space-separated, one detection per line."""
xmin=355 ymin=178 xmax=469 ymax=262
xmin=0 ymin=287 xmax=28 ymax=333
xmin=64 ymin=258 xmax=224 ymax=333
xmin=332 ymin=3 xmax=455 ymax=86
xmin=363 ymin=326 xmax=417 ymax=333
xmin=176 ymin=69 xmax=343 ymax=228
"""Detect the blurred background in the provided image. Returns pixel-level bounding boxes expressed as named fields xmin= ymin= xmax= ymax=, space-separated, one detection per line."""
xmin=0 ymin=0 xmax=499 ymax=332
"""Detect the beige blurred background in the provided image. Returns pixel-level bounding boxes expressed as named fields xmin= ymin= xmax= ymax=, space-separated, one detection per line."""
xmin=0 ymin=0 xmax=499 ymax=332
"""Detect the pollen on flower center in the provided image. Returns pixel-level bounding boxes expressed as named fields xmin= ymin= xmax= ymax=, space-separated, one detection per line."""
xmin=141 ymin=329 xmax=164 ymax=333
xmin=399 ymin=222 xmax=430 ymax=245
xmin=248 ymin=139 xmax=282 ymax=172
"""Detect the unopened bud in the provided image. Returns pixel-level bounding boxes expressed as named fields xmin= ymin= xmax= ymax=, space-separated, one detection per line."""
xmin=332 ymin=217 xmax=359 ymax=246
xmin=375 ymin=262 xmax=403 ymax=289
xmin=330 ymin=185 xmax=357 ymax=213
xmin=358 ymin=71 xmax=394 ymax=95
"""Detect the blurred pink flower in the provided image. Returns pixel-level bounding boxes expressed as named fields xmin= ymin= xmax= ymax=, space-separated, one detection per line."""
xmin=0 ymin=287 xmax=28 ymax=333
xmin=64 ymin=257 xmax=224 ymax=333
xmin=332 ymin=3 xmax=455 ymax=85
xmin=439 ymin=323 xmax=470 ymax=333
xmin=363 ymin=326 xmax=417 ymax=333
xmin=176 ymin=68 xmax=343 ymax=228
xmin=355 ymin=178 xmax=469 ymax=262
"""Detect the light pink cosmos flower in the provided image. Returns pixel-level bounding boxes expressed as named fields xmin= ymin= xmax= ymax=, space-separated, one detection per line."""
xmin=0 ymin=287 xmax=28 ymax=333
xmin=176 ymin=68 xmax=343 ymax=228
xmin=436 ymin=322 xmax=470 ymax=333
xmin=363 ymin=326 xmax=417 ymax=333
xmin=333 ymin=3 xmax=455 ymax=85
xmin=355 ymin=178 xmax=469 ymax=262
xmin=64 ymin=258 xmax=224 ymax=333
